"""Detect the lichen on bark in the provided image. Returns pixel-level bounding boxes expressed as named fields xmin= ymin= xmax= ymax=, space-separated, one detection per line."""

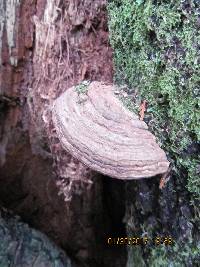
xmin=0 ymin=208 xmax=72 ymax=267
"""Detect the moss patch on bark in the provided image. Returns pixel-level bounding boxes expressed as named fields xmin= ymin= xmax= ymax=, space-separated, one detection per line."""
xmin=108 ymin=0 xmax=200 ymax=198
xmin=108 ymin=0 xmax=200 ymax=265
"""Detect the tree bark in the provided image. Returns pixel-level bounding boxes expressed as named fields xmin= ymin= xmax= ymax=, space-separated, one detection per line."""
xmin=0 ymin=1 xmax=126 ymax=267
xmin=1 ymin=1 xmax=198 ymax=267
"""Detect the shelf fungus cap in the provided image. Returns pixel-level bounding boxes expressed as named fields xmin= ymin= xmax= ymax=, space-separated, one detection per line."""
xmin=52 ymin=81 xmax=169 ymax=179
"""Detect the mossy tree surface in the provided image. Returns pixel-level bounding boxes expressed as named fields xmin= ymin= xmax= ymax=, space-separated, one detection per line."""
xmin=108 ymin=0 xmax=200 ymax=197
xmin=108 ymin=0 xmax=200 ymax=266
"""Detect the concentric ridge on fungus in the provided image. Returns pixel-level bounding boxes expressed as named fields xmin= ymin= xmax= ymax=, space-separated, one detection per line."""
xmin=52 ymin=81 xmax=169 ymax=179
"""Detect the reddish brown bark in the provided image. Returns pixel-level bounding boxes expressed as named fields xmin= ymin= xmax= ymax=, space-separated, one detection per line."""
xmin=0 ymin=1 xmax=125 ymax=267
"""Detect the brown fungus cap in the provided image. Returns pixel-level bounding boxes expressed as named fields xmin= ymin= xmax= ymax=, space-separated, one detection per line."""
xmin=52 ymin=81 xmax=169 ymax=179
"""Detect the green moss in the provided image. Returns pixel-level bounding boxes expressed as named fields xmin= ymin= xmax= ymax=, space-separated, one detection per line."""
xmin=75 ymin=80 xmax=90 ymax=95
xmin=108 ymin=0 xmax=200 ymax=199
xmin=126 ymin=216 xmax=199 ymax=266
xmin=127 ymin=246 xmax=146 ymax=267
xmin=147 ymin=241 xmax=200 ymax=267
xmin=108 ymin=2 xmax=200 ymax=263
xmin=126 ymin=223 xmax=200 ymax=267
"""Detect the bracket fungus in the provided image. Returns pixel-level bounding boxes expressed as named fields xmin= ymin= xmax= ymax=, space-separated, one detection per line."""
xmin=52 ymin=81 xmax=169 ymax=179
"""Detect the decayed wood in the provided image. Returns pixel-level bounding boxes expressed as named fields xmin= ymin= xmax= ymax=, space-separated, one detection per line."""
xmin=52 ymin=81 xmax=169 ymax=179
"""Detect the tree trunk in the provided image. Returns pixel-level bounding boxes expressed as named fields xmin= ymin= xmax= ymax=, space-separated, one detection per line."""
xmin=1 ymin=1 xmax=199 ymax=267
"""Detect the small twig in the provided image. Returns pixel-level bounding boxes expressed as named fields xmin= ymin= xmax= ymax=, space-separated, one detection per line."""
xmin=65 ymin=34 xmax=70 ymax=65
xmin=139 ymin=100 xmax=147 ymax=121
xmin=42 ymin=24 xmax=51 ymax=60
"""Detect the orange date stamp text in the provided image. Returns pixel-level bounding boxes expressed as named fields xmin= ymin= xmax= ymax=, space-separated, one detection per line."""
xmin=107 ymin=236 xmax=174 ymax=246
